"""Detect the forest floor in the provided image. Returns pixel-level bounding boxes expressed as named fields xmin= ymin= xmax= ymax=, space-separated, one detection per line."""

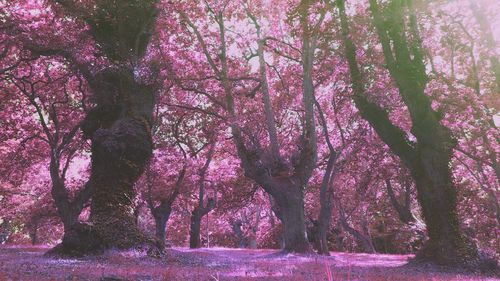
xmin=0 ymin=245 xmax=498 ymax=281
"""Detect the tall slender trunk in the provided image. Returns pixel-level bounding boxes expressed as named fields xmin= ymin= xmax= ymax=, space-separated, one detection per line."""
xmin=0 ymin=219 xmax=11 ymax=244
xmin=189 ymin=142 xmax=216 ymax=249
xmin=313 ymin=92 xmax=338 ymax=255
xmin=30 ymin=219 xmax=39 ymax=245
xmin=316 ymin=204 xmax=332 ymax=255
xmin=249 ymin=205 xmax=261 ymax=249
xmin=315 ymin=157 xmax=335 ymax=255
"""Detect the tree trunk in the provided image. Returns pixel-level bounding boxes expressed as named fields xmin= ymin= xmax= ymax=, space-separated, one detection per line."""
xmin=151 ymin=201 xmax=174 ymax=248
xmin=55 ymin=69 xmax=156 ymax=256
xmin=189 ymin=142 xmax=215 ymax=249
xmin=0 ymin=219 xmax=11 ymax=244
xmin=338 ymin=211 xmax=376 ymax=253
xmin=316 ymin=212 xmax=331 ymax=255
xmin=189 ymin=209 xmax=202 ymax=248
xmin=49 ymin=156 xmax=92 ymax=244
xmin=154 ymin=213 xmax=169 ymax=248
xmin=385 ymin=179 xmax=415 ymax=224
xmin=249 ymin=205 xmax=260 ymax=249
xmin=220 ymin=3 xmax=317 ymax=254
xmin=315 ymin=154 xmax=336 ymax=255
xmin=248 ymin=237 xmax=257 ymax=249
xmin=412 ymin=165 xmax=477 ymax=265
xmin=88 ymin=92 xmax=153 ymax=250
xmin=30 ymin=220 xmax=39 ymax=245
xmin=146 ymin=163 xmax=185 ymax=249
xmin=272 ymin=183 xmax=311 ymax=253
xmin=231 ymin=220 xmax=246 ymax=248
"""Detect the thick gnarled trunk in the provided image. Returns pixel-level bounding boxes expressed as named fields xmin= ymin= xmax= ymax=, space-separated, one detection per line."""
xmin=57 ymin=70 xmax=155 ymax=255
xmin=88 ymin=85 xmax=154 ymax=249
xmin=47 ymin=0 xmax=159 ymax=256
xmin=412 ymin=162 xmax=477 ymax=265
xmin=269 ymin=182 xmax=311 ymax=253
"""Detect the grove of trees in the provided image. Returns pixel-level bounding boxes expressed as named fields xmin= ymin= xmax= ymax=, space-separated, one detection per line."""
xmin=0 ymin=0 xmax=498 ymax=272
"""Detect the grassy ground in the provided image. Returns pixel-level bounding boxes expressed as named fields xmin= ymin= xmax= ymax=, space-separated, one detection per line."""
xmin=0 ymin=246 xmax=498 ymax=280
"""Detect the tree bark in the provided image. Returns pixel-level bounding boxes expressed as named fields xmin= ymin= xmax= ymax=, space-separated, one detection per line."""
xmin=268 ymin=181 xmax=311 ymax=253
xmin=189 ymin=209 xmax=202 ymax=248
xmin=336 ymin=197 xmax=376 ymax=253
xmin=248 ymin=205 xmax=261 ymax=249
xmin=50 ymin=159 xmax=92 ymax=236
xmin=0 ymin=219 xmax=11 ymax=244
xmin=469 ymin=0 xmax=500 ymax=95
xmin=153 ymin=212 xmax=169 ymax=247
xmin=411 ymin=167 xmax=477 ymax=265
xmin=29 ymin=219 xmax=39 ymax=245
xmin=86 ymin=77 xmax=154 ymax=249
xmin=316 ymin=208 xmax=331 ymax=255
xmin=12 ymin=70 xmax=93 ymax=254
xmin=313 ymin=95 xmax=339 ymax=256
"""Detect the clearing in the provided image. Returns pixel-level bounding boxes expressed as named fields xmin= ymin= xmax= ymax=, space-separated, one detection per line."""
xmin=0 ymin=246 xmax=497 ymax=280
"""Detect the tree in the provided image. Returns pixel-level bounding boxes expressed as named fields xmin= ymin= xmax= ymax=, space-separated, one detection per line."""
xmin=337 ymin=0 xmax=481 ymax=266
xmin=34 ymin=0 xmax=162 ymax=255
xmin=190 ymin=141 xmax=217 ymax=248
xmin=4 ymin=56 xmax=91 ymax=239
xmin=145 ymin=158 xmax=186 ymax=249
xmin=172 ymin=0 xmax=323 ymax=253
